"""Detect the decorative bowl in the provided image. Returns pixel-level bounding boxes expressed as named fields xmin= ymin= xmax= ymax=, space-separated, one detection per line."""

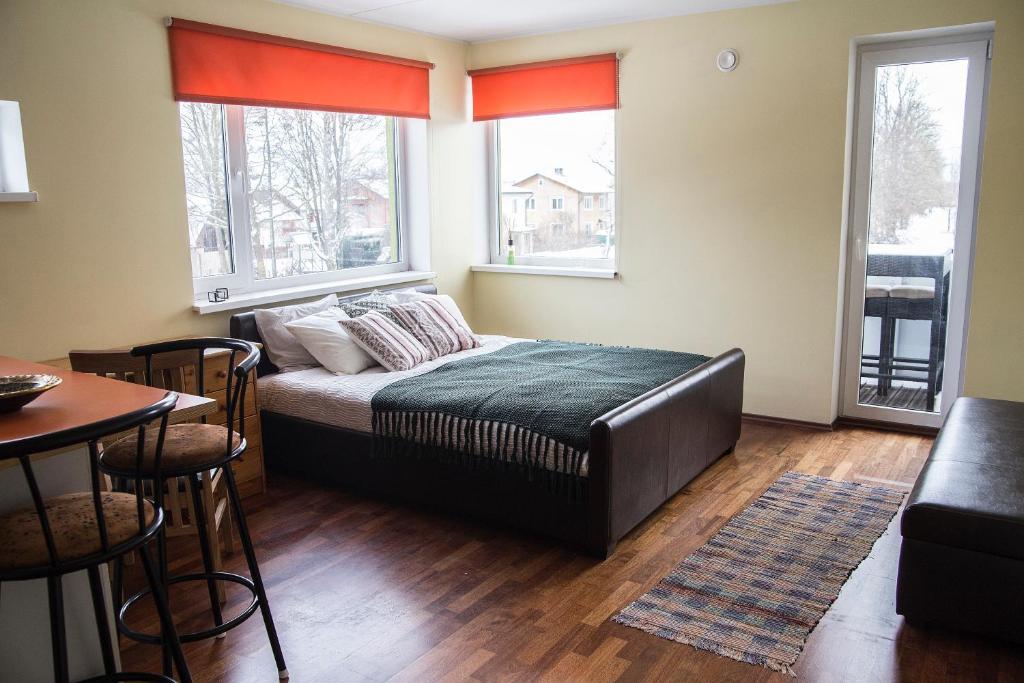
xmin=0 ymin=374 xmax=63 ymax=413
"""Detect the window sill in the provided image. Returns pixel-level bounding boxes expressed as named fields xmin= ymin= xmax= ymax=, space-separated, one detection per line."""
xmin=470 ymin=264 xmax=617 ymax=279
xmin=191 ymin=270 xmax=437 ymax=315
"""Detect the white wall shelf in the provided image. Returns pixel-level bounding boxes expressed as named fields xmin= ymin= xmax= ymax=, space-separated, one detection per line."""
xmin=0 ymin=191 xmax=38 ymax=202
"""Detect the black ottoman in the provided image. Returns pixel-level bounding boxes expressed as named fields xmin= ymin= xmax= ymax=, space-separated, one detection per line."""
xmin=897 ymin=397 xmax=1024 ymax=643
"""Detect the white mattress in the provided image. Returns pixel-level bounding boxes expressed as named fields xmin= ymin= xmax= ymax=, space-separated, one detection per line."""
xmin=258 ymin=334 xmax=523 ymax=433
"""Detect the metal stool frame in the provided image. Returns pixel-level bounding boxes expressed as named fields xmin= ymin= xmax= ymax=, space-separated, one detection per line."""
xmin=100 ymin=338 xmax=287 ymax=680
xmin=0 ymin=391 xmax=191 ymax=683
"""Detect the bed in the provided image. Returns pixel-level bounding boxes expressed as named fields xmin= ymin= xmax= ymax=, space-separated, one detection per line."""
xmin=230 ymin=285 xmax=745 ymax=558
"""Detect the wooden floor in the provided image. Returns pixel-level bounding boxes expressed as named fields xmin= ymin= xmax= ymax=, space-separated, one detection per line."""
xmin=121 ymin=421 xmax=1024 ymax=682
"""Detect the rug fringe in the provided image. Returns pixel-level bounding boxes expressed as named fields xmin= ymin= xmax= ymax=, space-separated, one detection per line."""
xmin=610 ymin=472 xmax=905 ymax=678
xmin=611 ymin=614 xmax=797 ymax=676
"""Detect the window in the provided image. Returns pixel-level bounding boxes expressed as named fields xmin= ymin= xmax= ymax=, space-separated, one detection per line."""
xmin=179 ymin=102 xmax=406 ymax=295
xmin=180 ymin=102 xmax=233 ymax=278
xmin=493 ymin=109 xmax=615 ymax=268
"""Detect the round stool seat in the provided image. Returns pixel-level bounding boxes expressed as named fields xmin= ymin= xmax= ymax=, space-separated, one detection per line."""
xmin=101 ymin=423 xmax=241 ymax=476
xmin=0 ymin=493 xmax=155 ymax=570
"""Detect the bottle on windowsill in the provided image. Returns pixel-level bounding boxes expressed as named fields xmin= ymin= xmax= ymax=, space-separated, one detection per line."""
xmin=506 ymin=238 xmax=515 ymax=266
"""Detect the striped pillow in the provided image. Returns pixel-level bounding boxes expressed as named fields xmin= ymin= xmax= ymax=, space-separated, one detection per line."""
xmin=388 ymin=299 xmax=480 ymax=359
xmin=338 ymin=311 xmax=430 ymax=372
xmin=340 ymin=291 xmax=402 ymax=324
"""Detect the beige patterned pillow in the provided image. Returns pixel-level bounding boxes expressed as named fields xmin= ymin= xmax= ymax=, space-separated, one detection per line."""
xmin=339 ymin=311 xmax=430 ymax=372
xmin=388 ymin=299 xmax=480 ymax=360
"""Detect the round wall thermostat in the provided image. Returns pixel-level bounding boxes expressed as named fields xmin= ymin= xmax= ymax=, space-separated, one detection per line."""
xmin=717 ymin=49 xmax=739 ymax=72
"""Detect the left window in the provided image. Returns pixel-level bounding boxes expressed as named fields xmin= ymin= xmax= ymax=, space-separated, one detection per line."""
xmin=179 ymin=102 xmax=404 ymax=295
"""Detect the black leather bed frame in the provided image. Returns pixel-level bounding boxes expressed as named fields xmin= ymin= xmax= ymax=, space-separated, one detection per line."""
xmin=230 ymin=284 xmax=745 ymax=558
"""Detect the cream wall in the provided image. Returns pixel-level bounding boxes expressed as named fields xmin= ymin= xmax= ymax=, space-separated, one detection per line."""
xmin=468 ymin=0 xmax=1024 ymax=424
xmin=0 ymin=0 xmax=473 ymax=362
xmin=2 ymin=0 xmax=1021 ymax=424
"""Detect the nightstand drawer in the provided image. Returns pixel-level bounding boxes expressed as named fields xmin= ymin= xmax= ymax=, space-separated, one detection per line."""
xmin=206 ymin=387 xmax=257 ymax=425
xmin=232 ymin=446 xmax=262 ymax=480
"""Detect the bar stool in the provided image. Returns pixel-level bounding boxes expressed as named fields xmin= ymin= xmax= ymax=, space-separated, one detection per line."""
xmin=883 ymin=284 xmax=943 ymax=411
xmin=99 ymin=338 xmax=288 ymax=680
xmin=860 ymin=283 xmax=893 ymax=394
xmin=0 ymin=391 xmax=191 ymax=683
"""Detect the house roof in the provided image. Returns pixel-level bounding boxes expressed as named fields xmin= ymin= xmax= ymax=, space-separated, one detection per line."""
xmin=513 ymin=167 xmax=613 ymax=194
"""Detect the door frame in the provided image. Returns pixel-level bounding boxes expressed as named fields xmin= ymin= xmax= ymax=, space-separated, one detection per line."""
xmin=839 ymin=31 xmax=992 ymax=428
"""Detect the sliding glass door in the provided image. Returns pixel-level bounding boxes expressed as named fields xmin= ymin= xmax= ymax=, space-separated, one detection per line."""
xmin=841 ymin=33 xmax=990 ymax=427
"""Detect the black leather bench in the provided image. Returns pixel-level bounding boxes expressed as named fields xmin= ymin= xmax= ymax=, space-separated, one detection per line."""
xmin=897 ymin=397 xmax=1024 ymax=643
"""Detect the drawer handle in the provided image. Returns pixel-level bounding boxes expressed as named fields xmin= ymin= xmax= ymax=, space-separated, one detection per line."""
xmin=216 ymin=370 xmax=228 ymax=378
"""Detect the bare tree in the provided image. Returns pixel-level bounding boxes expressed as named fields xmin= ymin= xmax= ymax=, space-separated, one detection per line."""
xmin=869 ymin=66 xmax=952 ymax=244
xmin=180 ymin=103 xmax=231 ymax=275
xmin=245 ymin=108 xmax=390 ymax=276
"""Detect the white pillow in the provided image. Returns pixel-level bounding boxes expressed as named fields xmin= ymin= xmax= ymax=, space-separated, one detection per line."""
xmin=284 ymin=307 xmax=377 ymax=375
xmin=391 ymin=290 xmax=474 ymax=335
xmin=253 ymin=294 xmax=338 ymax=372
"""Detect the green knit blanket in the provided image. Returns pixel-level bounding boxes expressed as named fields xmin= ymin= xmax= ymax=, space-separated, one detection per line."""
xmin=371 ymin=341 xmax=710 ymax=478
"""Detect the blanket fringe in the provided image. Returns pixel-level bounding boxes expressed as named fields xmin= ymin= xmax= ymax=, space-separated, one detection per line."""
xmin=372 ymin=410 xmax=586 ymax=501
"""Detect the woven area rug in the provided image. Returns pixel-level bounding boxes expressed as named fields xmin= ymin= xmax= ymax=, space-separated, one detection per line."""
xmin=612 ymin=471 xmax=905 ymax=676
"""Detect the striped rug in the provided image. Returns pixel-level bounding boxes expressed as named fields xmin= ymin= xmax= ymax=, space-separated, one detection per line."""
xmin=612 ymin=472 xmax=905 ymax=675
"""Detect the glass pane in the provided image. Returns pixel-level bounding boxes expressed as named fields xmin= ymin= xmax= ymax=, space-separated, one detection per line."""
xmin=179 ymin=103 xmax=233 ymax=278
xmin=498 ymin=110 xmax=615 ymax=262
xmin=244 ymin=108 xmax=398 ymax=280
xmin=859 ymin=59 xmax=968 ymax=413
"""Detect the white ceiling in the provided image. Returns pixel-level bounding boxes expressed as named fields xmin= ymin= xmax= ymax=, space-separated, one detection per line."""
xmin=272 ymin=0 xmax=793 ymax=43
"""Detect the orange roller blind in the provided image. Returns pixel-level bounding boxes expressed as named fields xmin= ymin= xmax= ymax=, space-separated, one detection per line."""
xmin=468 ymin=53 xmax=618 ymax=121
xmin=167 ymin=18 xmax=433 ymax=119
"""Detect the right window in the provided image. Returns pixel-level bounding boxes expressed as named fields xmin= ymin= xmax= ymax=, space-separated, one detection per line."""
xmin=496 ymin=109 xmax=615 ymax=268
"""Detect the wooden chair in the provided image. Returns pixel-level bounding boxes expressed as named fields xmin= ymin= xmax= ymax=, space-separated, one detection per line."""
xmin=69 ymin=348 xmax=235 ymax=600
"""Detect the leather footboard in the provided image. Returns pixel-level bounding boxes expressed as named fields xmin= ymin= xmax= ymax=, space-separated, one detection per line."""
xmin=587 ymin=348 xmax=745 ymax=556
xmin=258 ymin=348 xmax=745 ymax=560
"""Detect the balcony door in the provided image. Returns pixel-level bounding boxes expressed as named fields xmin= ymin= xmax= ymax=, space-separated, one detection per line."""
xmin=841 ymin=33 xmax=991 ymax=428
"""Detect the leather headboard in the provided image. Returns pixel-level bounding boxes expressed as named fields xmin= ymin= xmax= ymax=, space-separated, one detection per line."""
xmin=229 ymin=284 xmax=438 ymax=376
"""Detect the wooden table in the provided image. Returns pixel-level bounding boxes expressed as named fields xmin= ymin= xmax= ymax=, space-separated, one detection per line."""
xmin=0 ymin=355 xmax=216 ymax=468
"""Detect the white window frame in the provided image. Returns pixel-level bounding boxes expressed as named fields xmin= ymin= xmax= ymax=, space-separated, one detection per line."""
xmin=525 ymin=197 xmax=536 ymax=210
xmin=551 ymin=196 xmax=564 ymax=210
xmin=838 ymin=30 xmax=991 ymax=428
xmin=487 ymin=116 xmax=617 ymax=271
xmin=582 ymin=195 xmax=593 ymax=210
xmin=188 ymin=104 xmax=413 ymax=299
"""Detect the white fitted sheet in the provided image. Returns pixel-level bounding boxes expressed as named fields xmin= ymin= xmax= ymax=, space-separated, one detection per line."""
xmin=258 ymin=335 xmax=522 ymax=433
